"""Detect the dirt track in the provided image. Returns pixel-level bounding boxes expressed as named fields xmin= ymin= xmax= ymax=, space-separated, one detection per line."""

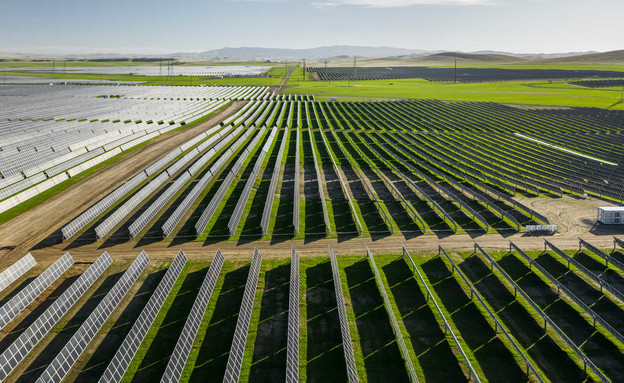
xmin=8 ymin=192 xmax=624 ymax=267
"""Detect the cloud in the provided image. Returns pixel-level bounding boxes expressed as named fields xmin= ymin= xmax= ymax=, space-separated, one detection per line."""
xmin=313 ymin=0 xmax=494 ymax=7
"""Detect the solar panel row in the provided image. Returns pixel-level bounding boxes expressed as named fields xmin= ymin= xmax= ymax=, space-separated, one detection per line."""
xmin=100 ymin=250 xmax=187 ymax=383
xmin=223 ymin=249 xmax=262 ymax=383
xmin=366 ymin=245 xmax=418 ymax=382
xmin=228 ymin=127 xmax=278 ymax=236
xmin=0 ymin=253 xmax=73 ymax=331
xmin=161 ymin=250 xmax=225 ymax=383
xmin=285 ymin=247 xmax=299 ymax=383
xmin=328 ymin=246 xmax=359 ymax=383
xmin=35 ymin=251 xmax=149 ymax=383
xmin=0 ymin=252 xmax=112 ymax=382
xmin=0 ymin=254 xmax=36 ymax=294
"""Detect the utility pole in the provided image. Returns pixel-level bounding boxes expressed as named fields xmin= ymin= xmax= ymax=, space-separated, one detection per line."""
xmin=454 ymin=59 xmax=457 ymax=84
xmin=302 ymin=58 xmax=306 ymax=82
xmin=352 ymin=57 xmax=357 ymax=86
xmin=52 ymin=60 xmax=55 ymax=74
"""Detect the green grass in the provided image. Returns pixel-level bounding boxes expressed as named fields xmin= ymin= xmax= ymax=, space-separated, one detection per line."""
xmin=284 ymin=77 xmax=624 ymax=109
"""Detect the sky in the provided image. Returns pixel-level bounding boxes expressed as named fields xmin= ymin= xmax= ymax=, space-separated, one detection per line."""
xmin=1 ymin=0 xmax=622 ymax=55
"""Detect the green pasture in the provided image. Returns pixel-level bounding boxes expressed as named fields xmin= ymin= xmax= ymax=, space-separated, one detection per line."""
xmin=285 ymin=77 xmax=624 ymax=109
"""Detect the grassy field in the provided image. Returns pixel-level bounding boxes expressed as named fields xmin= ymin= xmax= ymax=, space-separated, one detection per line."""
xmin=284 ymin=77 xmax=624 ymax=109
xmin=5 ymin=62 xmax=622 ymax=109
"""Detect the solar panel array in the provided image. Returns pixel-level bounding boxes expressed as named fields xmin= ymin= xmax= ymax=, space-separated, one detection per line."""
xmin=293 ymin=129 xmax=300 ymax=233
xmin=35 ymin=251 xmax=149 ymax=383
xmin=1 ymin=66 xmax=270 ymax=77
xmin=62 ymin=172 xmax=147 ymax=239
xmin=309 ymin=66 xmax=624 ymax=82
xmin=579 ymin=238 xmax=624 ymax=273
xmin=495 ymin=242 xmax=610 ymax=383
xmin=95 ymin=172 xmax=170 ymax=239
xmin=64 ymin=122 xmax=231 ymax=240
xmin=318 ymin=127 xmax=364 ymax=233
xmin=0 ymin=252 xmax=112 ymax=382
xmin=402 ymin=246 xmax=481 ymax=383
xmin=365 ymin=245 xmax=418 ymax=382
xmin=0 ymin=254 xmax=36 ymax=294
xmin=101 ymin=250 xmax=187 ymax=383
xmin=159 ymin=123 xmax=248 ymax=236
xmin=223 ymin=248 xmax=262 ymax=383
xmin=328 ymin=246 xmax=359 ymax=383
xmin=261 ymin=129 xmax=288 ymax=234
xmin=358 ymin=140 xmax=425 ymax=230
xmin=0 ymin=85 xmax=269 ymax=216
xmin=438 ymin=245 xmax=546 ymax=383
xmin=194 ymin=128 xmax=266 ymax=236
xmin=543 ymin=240 xmax=624 ymax=344
xmin=161 ymin=250 xmax=224 ymax=383
xmin=285 ymin=247 xmax=299 ymax=383
xmin=372 ymin=137 xmax=459 ymax=233
xmin=0 ymin=253 xmax=73 ymax=331
xmin=0 ymin=76 xmax=140 ymax=85
xmin=228 ymin=127 xmax=278 ymax=235
xmin=126 ymin=126 xmax=235 ymax=237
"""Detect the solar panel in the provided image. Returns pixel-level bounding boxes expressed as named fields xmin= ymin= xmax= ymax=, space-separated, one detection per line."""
xmin=285 ymin=247 xmax=299 ymax=383
xmin=0 ymin=252 xmax=112 ymax=382
xmin=307 ymin=129 xmax=330 ymax=234
xmin=439 ymin=245 xmax=545 ymax=383
xmin=35 ymin=251 xmax=149 ymax=383
xmin=195 ymin=128 xmax=266 ymax=236
xmin=165 ymin=127 xmax=251 ymax=237
xmin=223 ymin=248 xmax=262 ymax=383
xmin=161 ymin=249 xmax=224 ymax=383
xmin=261 ymin=128 xmax=288 ymax=235
xmin=328 ymin=246 xmax=359 ymax=383
xmin=293 ymin=129 xmax=300 ymax=234
xmin=316 ymin=125 xmax=364 ymax=234
xmin=402 ymin=246 xmax=481 ymax=383
xmin=194 ymin=128 xmax=265 ymax=237
xmin=508 ymin=241 xmax=610 ymax=383
xmin=100 ymin=250 xmax=187 ymax=383
xmin=0 ymin=253 xmax=73 ymax=331
xmin=228 ymin=128 xmax=278 ymax=236
xmin=365 ymin=245 xmax=418 ymax=382
xmin=62 ymin=172 xmax=147 ymax=240
xmin=0 ymin=254 xmax=36 ymax=294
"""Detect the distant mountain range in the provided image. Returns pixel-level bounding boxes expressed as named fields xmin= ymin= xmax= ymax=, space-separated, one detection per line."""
xmin=1 ymin=45 xmax=622 ymax=64
xmin=170 ymin=46 xmax=601 ymax=62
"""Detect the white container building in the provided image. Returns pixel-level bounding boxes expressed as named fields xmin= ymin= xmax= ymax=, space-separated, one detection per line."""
xmin=597 ymin=207 xmax=624 ymax=224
